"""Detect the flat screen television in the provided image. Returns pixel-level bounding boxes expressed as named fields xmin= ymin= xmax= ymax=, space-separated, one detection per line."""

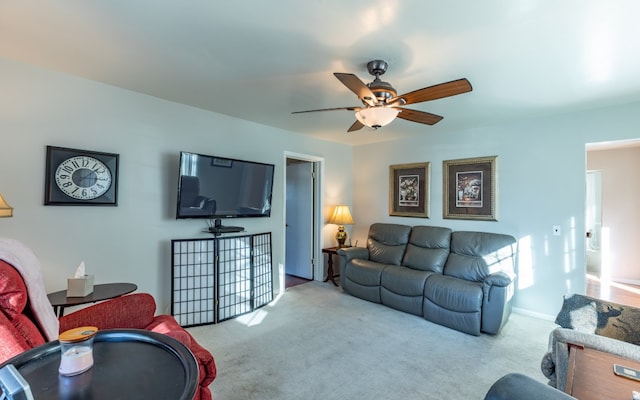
xmin=176 ymin=151 xmax=275 ymax=219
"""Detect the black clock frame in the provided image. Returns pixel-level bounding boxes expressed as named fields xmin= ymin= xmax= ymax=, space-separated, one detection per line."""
xmin=44 ymin=146 xmax=119 ymax=206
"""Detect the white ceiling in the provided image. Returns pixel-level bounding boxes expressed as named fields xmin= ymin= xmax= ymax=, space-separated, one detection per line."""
xmin=2 ymin=1 xmax=640 ymax=146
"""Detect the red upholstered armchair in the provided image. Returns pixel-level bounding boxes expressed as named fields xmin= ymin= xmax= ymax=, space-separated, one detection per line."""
xmin=0 ymin=240 xmax=216 ymax=400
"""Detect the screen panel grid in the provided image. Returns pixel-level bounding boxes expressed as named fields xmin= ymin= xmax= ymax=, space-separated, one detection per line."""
xmin=218 ymin=236 xmax=252 ymax=321
xmin=252 ymin=233 xmax=273 ymax=309
xmin=171 ymin=239 xmax=216 ymax=327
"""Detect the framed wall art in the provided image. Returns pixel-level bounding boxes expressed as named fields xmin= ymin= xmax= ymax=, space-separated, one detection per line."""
xmin=44 ymin=146 xmax=119 ymax=206
xmin=443 ymin=156 xmax=496 ymax=220
xmin=389 ymin=162 xmax=430 ymax=218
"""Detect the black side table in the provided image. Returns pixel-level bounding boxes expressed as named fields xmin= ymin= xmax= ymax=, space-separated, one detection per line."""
xmin=0 ymin=329 xmax=198 ymax=400
xmin=47 ymin=283 xmax=137 ymax=317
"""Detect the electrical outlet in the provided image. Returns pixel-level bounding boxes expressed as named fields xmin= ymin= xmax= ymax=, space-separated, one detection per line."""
xmin=552 ymin=225 xmax=561 ymax=236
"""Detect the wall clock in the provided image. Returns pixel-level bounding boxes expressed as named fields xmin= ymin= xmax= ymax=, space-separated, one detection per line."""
xmin=44 ymin=146 xmax=119 ymax=206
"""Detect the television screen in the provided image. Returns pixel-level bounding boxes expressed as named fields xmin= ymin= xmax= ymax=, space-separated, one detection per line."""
xmin=176 ymin=152 xmax=275 ymax=219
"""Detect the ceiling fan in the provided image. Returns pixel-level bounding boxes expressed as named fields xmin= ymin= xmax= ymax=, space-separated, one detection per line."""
xmin=293 ymin=60 xmax=472 ymax=132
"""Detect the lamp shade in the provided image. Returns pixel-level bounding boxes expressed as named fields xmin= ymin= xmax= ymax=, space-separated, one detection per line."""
xmin=355 ymin=107 xmax=399 ymax=128
xmin=329 ymin=205 xmax=354 ymax=226
xmin=0 ymin=193 xmax=13 ymax=217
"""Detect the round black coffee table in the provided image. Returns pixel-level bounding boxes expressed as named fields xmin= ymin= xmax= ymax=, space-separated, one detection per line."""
xmin=0 ymin=329 xmax=198 ymax=400
xmin=47 ymin=283 xmax=137 ymax=317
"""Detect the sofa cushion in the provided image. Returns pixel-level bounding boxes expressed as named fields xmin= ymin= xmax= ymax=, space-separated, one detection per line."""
xmin=401 ymin=226 xmax=451 ymax=272
xmin=380 ymin=266 xmax=433 ymax=315
xmin=443 ymin=231 xmax=516 ymax=282
xmin=381 ymin=265 xmax=432 ymax=296
xmin=367 ymin=223 xmax=411 ymax=265
xmin=12 ymin=313 xmax=46 ymax=349
xmin=424 ymin=274 xmax=483 ymax=313
xmin=423 ymin=274 xmax=483 ymax=335
xmin=0 ymin=260 xmax=28 ymax=318
xmin=345 ymin=258 xmax=386 ymax=286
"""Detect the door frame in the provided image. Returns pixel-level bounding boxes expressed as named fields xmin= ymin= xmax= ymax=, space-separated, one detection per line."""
xmin=283 ymin=151 xmax=324 ymax=286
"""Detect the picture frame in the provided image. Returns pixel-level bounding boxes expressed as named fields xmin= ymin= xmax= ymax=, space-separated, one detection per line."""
xmin=44 ymin=146 xmax=119 ymax=206
xmin=389 ymin=162 xmax=430 ymax=218
xmin=443 ymin=155 xmax=497 ymax=220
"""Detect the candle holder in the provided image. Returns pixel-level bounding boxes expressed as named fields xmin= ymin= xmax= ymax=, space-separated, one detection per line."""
xmin=58 ymin=326 xmax=98 ymax=376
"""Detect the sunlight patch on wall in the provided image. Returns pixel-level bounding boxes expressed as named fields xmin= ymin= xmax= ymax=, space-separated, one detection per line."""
xmin=517 ymin=235 xmax=534 ymax=290
xmin=278 ymin=262 xmax=285 ymax=295
xmin=600 ymin=227 xmax=611 ymax=299
xmin=561 ymin=216 xmax=579 ymax=293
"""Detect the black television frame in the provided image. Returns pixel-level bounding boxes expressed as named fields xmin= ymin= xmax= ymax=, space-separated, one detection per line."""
xmin=175 ymin=151 xmax=275 ymax=220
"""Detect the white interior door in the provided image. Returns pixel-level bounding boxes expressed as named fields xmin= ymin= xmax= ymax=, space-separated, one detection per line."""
xmin=285 ymin=160 xmax=314 ymax=279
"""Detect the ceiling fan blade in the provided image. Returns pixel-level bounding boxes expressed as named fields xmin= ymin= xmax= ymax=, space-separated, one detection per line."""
xmin=347 ymin=120 xmax=365 ymax=132
xmin=292 ymin=106 xmax=358 ymax=114
xmin=395 ymin=78 xmax=472 ymax=105
xmin=396 ymin=108 xmax=444 ymax=125
xmin=334 ymin=73 xmax=376 ymax=106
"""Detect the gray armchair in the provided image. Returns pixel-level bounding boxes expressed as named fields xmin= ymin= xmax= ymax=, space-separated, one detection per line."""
xmin=541 ymin=293 xmax=640 ymax=390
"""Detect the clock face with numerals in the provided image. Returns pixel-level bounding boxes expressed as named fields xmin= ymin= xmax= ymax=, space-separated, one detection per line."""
xmin=45 ymin=146 xmax=119 ymax=206
xmin=55 ymin=156 xmax=113 ymax=200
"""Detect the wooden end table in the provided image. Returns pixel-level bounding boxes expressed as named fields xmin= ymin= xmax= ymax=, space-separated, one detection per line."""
xmin=47 ymin=282 xmax=137 ymax=317
xmin=322 ymin=246 xmax=350 ymax=286
xmin=565 ymin=343 xmax=640 ymax=399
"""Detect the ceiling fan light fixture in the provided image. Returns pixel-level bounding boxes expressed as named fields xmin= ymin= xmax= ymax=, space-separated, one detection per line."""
xmin=355 ymin=107 xmax=399 ymax=129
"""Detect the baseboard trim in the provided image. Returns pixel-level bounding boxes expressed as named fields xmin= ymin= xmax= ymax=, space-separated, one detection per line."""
xmin=610 ymin=277 xmax=640 ymax=286
xmin=513 ymin=306 xmax=555 ymax=322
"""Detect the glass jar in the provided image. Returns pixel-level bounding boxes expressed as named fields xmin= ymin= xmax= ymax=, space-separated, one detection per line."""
xmin=58 ymin=326 xmax=98 ymax=376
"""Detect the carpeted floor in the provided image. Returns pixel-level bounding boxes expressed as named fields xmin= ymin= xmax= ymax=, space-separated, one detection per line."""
xmin=188 ymin=281 xmax=556 ymax=399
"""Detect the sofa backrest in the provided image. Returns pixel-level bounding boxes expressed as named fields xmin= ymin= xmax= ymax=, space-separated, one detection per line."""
xmin=367 ymin=223 xmax=412 ymax=265
xmin=402 ymin=226 xmax=452 ymax=273
xmin=443 ymin=231 xmax=516 ymax=282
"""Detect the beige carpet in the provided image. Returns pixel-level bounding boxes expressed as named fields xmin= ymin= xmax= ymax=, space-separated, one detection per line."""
xmin=188 ymin=281 xmax=556 ymax=399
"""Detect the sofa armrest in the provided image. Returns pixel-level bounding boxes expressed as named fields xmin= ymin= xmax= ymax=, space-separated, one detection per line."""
xmin=59 ymin=293 xmax=156 ymax=332
xmin=338 ymin=247 xmax=369 ymax=277
xmin=481 ymin=273 xmax=516 ymax=335
xmin=483 ymin=271 xmax=515 ymax=287
xmin=148 ymin=315 xmax=217 ymax=388
xmin=542 ymin=327 xmax=640 ymax=390
xmin=484 ymin=373 xmax=576 ymax=400
xmin=337 ymin=246 xmax=369 ymax=261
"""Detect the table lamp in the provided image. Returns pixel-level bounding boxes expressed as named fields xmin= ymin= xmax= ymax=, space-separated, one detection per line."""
xmin=0 ymin=193 xmax=13 ymax=217
xmin=329 ymin=205 xmax=354 ymax=247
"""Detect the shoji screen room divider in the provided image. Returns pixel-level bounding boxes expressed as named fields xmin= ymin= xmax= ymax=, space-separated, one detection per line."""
xmin=171 ymin=232 xmax=273 ymax=327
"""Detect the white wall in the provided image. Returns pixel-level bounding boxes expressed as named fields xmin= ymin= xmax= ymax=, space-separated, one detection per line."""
xmin=0 ymin=57 xmax=352 ymax=313
xmin=588 ymin=146 xmax=640 ymax=282
xmin=352 ymin=102 xmax=640 ymax=318
xmin=4 ymin=55 xmax=640 ymax=319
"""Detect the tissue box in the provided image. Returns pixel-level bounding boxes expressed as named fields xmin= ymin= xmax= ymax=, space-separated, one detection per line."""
xmin=67 ymin=275 xmax=94 ymax=297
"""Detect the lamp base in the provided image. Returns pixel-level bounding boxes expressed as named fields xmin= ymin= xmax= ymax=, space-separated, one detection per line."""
xmin=335 ymin=226 xmax=348 ymax=248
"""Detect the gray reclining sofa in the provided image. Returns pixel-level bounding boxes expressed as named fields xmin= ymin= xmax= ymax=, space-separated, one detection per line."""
xmin=338 ymin=223 xmax=517 ymax=335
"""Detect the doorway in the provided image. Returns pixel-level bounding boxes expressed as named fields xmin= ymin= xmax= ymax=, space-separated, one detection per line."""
xmin=284 ymin=154 xmax=322 ymax=289
xmin=586 ymin=140 xmax=640 ymax=305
